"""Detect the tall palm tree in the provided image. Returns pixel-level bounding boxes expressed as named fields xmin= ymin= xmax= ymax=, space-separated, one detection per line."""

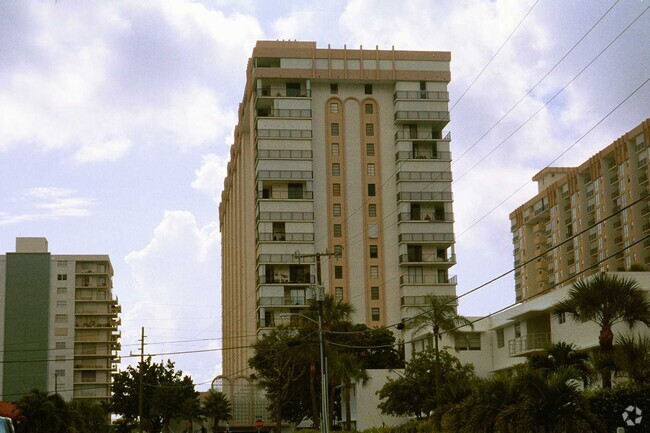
xmin=527 ymin=341 xmax=594 ymax=388
xmin=553 ymin=272 xmax=650 ymax=388
xmin=328 ymin=349 xmax=369 ymax=431
xmin=202 ymin=390 xmax=232 ymax=433
xmin=406 ymin=294 xmax=473 ymax=415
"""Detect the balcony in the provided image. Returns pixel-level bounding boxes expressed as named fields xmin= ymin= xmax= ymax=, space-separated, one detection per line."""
xmin=257 ymin=149 xmax=312 ymax=159
xmin=508 ymin=333 xmax=551 ymax=357
xmin=395 ymin=131 xmax=451 ymax=141
xmin=397 ymin=171 xmax=452 ymax=182
xmin=395 ymin=150 xmax=452 ymax=162
xmin=398 ymin=212 xmax=453 ymax=222
xmin=257 ymin=170 xmax=312 ymax=180
xmin=256 ymin=129 xmax=312 ymax=139
xmin=394 ymin=90 xmax=450 ymax=101
xmin=399 ymin=254 xmax=456 ymax=265
xmin=257 ymin=295 xmax=311 ymax=308
xmin=394 ymin=111 xmax=450 ymax=122
xmin=257 ymin=87 xmax=311 ymax=98
xmin=256 ymin=108 xmax=311 ymax=118
xmin=397 ymin=191 xmax=453 ymax=202
xmin=258 ymin=232 xmax=314 ymax=242
xmin=258 ymin=254 xmax=314 ymax=264
xmin=400 ymin=274 xmax=457 ymax=285
xmin=399 ymin=232 xmax=454 ymax=243
xmin=257 ymin=211 xmax=314 ymax=221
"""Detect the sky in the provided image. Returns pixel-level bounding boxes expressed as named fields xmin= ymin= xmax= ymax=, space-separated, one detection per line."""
xmin=0 ymin=0 xmax=648 ymax=390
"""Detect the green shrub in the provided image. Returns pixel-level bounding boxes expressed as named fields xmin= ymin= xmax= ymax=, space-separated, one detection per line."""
xmin=586 ymin=383 xmax=650 ymax=431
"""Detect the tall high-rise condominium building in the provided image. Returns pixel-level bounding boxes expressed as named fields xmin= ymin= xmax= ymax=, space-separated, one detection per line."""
xmin=0 ymin=237 xmax=121 ymax=403
xmin=511 ymin=119 xmax=650 ymax=302
xmin=219 ymin=41 xmax=457 ymax=379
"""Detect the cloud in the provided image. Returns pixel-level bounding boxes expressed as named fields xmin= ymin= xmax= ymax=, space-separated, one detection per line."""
xmin=71 ymin=137 xmax=132 ymax=164
xmin=0 ymin=187 xmax=94 ymax=226
xmin=192 ymin=153 xmax=229 ymax=203
xmin=123 ymin=210 xmax=221 ymax=385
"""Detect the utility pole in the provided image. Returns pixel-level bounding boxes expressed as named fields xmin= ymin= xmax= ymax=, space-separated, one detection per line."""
xmin=139 ymin=327 xmax=145 ymax=433
xmin=293 ymin=250 xmax=337 ymax=433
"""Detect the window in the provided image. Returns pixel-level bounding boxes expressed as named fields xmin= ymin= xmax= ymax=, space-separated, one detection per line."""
xmin=331 ymin=102 xmax=339 ymax=113
xmin=335 ymin=266 xmax=343 ymax=279
xmin=364 ymin=84 xmax=373 ymax=94
xmin=335 ymin=287 xmax=343 ymax=300
xmin=55 ymin=369 xmax=66 ymax=378
xmin=366 ymin=143 xmax=375 ymax=156
xmin=57 ymin=287 xmax=67 ymax=295
xmin=288 ymin=183 xmax=303 ymax=199
xmin=496 ymin=329 xmax=505 ymax=348
xmin=367 ymin=184 xmax=376 ymax=196
xmin=369 ymin=245 xmax=378 ymax=258
xmin=368 ymin=224 xmax=379 ymax=238
xmin=331 ymin=123 xmax=340 ymax=136
xmin=81 ymin=371 xmax=96 ymax=383
xmin=514 ymin=322 xmax=521 ymax=338
xmin=272 ymin=222 xmax=286 ymax=241
xmin=331 ymin=143 xmax=340 ymax=156
xmin=333 ymin=203 xmax=341 ymax=217
xmin=367 ymin=163 xmax=375 ymax=176
xmin=56 ymin=301 xmax=67 ymax=308
xmin=334 ymin=245 xmax=343 ymax=257
xmin=55 ymin=355 xmax=65 ymax=362
xmin=57 ymin=260 xmax=67 ymax=267
xmin=55 ymin=314 xmax=68 ymax=323
xmin=332 ymin=163 xmax=340 ymax=176
xmin=55 ymin=342 xmax=66 ymax=349
xmin=558 ymin=312 xmax=566 ymax=324
xmin=368 ymin=203 xmax=377 ymax=217
xmin=333 ymin=183 xmax=341 ymax=196
xmin=330 ymin=83 xmax=338 ymax=94
xmin=370 ymin=266 xmax=379 ymax=279
xmin=371 ymin=286 xmax=380 ymax=300
xmin=455 ymin=333 xmax=481 ymax=351
xmin=54 ymin=328 xmax=68 ymax=336
xmin=365 ymin=103 xmax=373 ymax=114
xmin=365 ymin=123 xmax=374 ymax=136
xmin=333 ymin=224 xmax=342 ymax=237
xmin=371 ymin=308 xmax=380 ymax=321
xmin=286 ymin=82 xmax=301 ymax=96
xmin=57 ymin=274 xmax=67 ymax=281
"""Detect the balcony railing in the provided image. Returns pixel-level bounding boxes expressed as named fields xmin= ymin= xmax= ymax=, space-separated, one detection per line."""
xmin=399 ymin=274 xmax=457 ymax=285
xmin=398 ymin=212 xmax=453 ymax=222
xmin=257 ymin=190 xmax=313 ymax=200
xmin=508 ymin=333 xmax=551 ymax=356
xmin=399 ymin=254 xmax=456 ymax=264
xmin=257 ymin=88 xmax=311 ymax=98
xmin=399 ymin=232 xmax=454 ymax=243
xmin=258 ymin=211 xmax=314 ymax=221
xmin=395 ymin=151 xmax=452 ymax=161
xmin=258 ymin=233 xmax=315 ymax=242
xmin=258 ymin=254 xmax=314 ymax=264
xmin=397 ymin=171 xmax=452 ymax=182
xmin=257 ymin=109 xmax=312 ymax=118
xmin=257 ymin=129 xmax=312 ymax=139
xmin=257 ymin=149 xmax=312 ymax=159
xmin=394 ymin=111 xmax=450 ymax=122
xmin=257 ymin=274 xmax=313 ymax=285
xmin=394 ymin=90 xmax=450 ymax=101
xmin=395 ymin=131 xmax=451 ymax=140
xmin=397 ymin=191 xmax=453 ymax=201
xmin=257 ymin=170 xmax=312 ymax=180
xmin=257 ymin=296 xmax=310 ymax=307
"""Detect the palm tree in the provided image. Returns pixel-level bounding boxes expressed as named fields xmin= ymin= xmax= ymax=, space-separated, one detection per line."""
xmin=405 ymin=294 xmax=473 ymax=416
xmin=612 ymin=334 xmax=650 ymax=384
xmin=527 ymin=341 xmax=594 ymax=388
xmin=16 ymin=389 xmax=72 ymax=433
xmin=202 ymin=390 xmax=232 ymax=433
xmin=553 ymin=272 xmax=650 ymax=388
xmin=328 ymin=349 xmax=369 ymax=431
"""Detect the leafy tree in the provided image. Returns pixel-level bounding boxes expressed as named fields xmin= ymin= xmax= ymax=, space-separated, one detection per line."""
xmin=69 ymin=400 xmax=110 ymax=433
xmin=15 ymin=389 xmax=71 ymax=433
xmin=553 ymin=272 xmax=650 ymax=388
xmin=377 ymin=348 xmax=475 ymax=419
xmin=111 ymin=357 xmax=198 ymax=433
xmin=249 ymin=327 xmax=307 ymax=431
xmin=612 ymin=334 xmax=650 ymax=384
xmin=527 ymin=341 xmax=594 ymax=387
xmin=202 ymin=390 xmax=232 ymax=433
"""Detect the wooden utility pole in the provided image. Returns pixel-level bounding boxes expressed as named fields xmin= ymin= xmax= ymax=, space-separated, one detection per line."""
xmin=139 ymin=327 xmax=145 ymax=433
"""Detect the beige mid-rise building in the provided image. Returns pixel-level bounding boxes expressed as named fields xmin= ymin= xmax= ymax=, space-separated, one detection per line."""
xmin=511 ymin=119 xmax=650 ymax=302
xmin=219 ymin=40 xmax=458 ymax=382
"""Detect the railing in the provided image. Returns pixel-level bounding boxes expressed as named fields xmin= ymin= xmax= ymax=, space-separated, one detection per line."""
xmin=394 ymin=131 xmax=451 ymax=140
xmin=397 ymin=171 xmax=452 ymax=181
xmin=257 ymin=149 xmax=312 ymax=159
xmin=257 ymin=296 xmax=310 ymax=307
xmin=397 ymin=191 xmax=453 ymax=201
xmin=508 ymin=333 xmax=551 ymax=356
xmin=257 ymin=190 xmax=313 ymax=200
xmin=399 ymin=232 xmax=454 ymax=242
xmin=257 ymin=109 xmax=312 ymax=118
xmin=258 ymin=233 xmax=315 ymax=242
xmin=258 ymin=211 xmax=314 ymax=221
xmin=394 ymin=111 xmax=450 ymax=122
xmin=394 ymin=90 xmax=450 ymax=101
xmin=395 ymin=151 xmax=452 ymax=161
xmin=257 ymin=275 xmax=313 ymax=285
xmin=257 ymin=129 xmax=312 ymax=139
xmin=397 ymin=212 xmax=453 ymax=222
xmin=258 ymin=254 xmax=314 ymax=264
xmin=257 ymin=88 xmax=311 ymax=98
xmin=257 ymin=170 xmax=312 ymax=180
xmin=399 ymin=274 xmax=457 ymax=285
xmin=399 ymin=254 xmax=456 ymax=264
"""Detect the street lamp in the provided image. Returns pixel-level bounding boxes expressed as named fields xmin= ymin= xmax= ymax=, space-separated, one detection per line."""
xmin=280 ymin=308 xmax=329 ymax=433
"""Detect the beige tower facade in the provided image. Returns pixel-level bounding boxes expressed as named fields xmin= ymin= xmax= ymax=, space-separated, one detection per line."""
xmin=511 ymin=119 xmax=650 ymax=302
xmin=219 ymin=41 xmax=457 ymax=379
